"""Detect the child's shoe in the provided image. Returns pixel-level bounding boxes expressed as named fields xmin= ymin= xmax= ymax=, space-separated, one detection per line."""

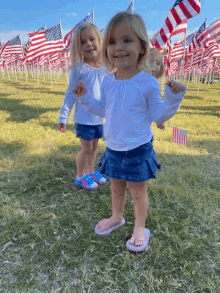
xmin=86 ymin=170 xmax=107 ymax=185
xmin=75 ymin=174 xmax=98 ymax=190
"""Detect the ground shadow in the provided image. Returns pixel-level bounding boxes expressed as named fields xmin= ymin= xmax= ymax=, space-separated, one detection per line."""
xmin=0 ymin=97 xmax=60 ymax=122
xmin=180 ymin=104 xmax=220 ymax=117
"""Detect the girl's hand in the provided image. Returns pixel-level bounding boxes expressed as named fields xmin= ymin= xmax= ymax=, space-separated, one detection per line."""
xmin=58 ymin=123 xmax=66 ymax=133
xmin=157 ymin=123 xmax=165 ymax=130
xmin=166 ymin=80 xmax=186 ymax=94
xmin=72 ymin=81 xmax=88 ymax=97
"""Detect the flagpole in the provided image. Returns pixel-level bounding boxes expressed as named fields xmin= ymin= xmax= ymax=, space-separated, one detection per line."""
xmin=207 ymin=64 xmax=213 ymax=89
xmin=187 ymin=54 xmax=193 ymax=89
xmin=197 ymin=49 xmax=204 ymax=96
xmin=59 ymin=18 xmax=69 ymax=84
xmin=92 ymin=9 xmax=94 ymax=24
xmin=181 ymin=30 xmax=187 ymax=81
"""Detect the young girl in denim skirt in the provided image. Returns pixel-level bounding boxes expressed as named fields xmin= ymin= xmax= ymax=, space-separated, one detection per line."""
xmin=73 ymin=12 xmax=186 ymax=251
xmin=59 ymin=23 xmax=110 ymax=190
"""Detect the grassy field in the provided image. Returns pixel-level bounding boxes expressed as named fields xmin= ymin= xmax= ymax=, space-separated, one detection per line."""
xmin=0 ymin=73 xmax=220 ymax=293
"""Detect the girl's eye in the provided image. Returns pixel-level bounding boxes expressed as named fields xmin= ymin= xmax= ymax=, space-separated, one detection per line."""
xmin=81 ymin=41 xmax=86 ymax=44
xmin=109 ymin=40 xmax=115 ymax=45
xmin=124 ymin=39 xmax=131 ymax=43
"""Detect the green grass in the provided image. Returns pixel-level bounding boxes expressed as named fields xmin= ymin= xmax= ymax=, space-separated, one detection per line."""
xmin=0 ymin=73 xmax=220 ymax=292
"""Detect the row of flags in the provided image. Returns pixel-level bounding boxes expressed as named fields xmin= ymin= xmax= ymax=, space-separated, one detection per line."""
xmin=0 ymin=0 xmax=220 ymax=77
xmin=0 ymin=12 xmax=95 ymax=68
xmin=0 ymin=0 xmax=133 ymax=68
xmin=163 ymin=18 xmax=220 ymax=79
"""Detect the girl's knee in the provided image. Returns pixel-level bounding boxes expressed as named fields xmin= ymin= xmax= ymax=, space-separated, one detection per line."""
xmin=80 ymin=148 xmax=92 ymax=156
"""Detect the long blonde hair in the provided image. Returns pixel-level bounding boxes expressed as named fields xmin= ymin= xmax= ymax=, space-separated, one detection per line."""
xmin=70 ymin=23 xmax=103 ymax=68
xmin=149 ymin=48 xmax=165 ymax=79
xmin=101 ymin=11 xmax=150 ymax=73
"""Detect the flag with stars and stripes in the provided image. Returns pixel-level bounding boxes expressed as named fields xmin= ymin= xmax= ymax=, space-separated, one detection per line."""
xmin=152 ymin=0 xmax=201 ymax=51
xmin=100 ymin=25 xmax=107 ymax=36
xmin=0 ymin=35 xmax=23 ymax=64
xmin=187 ymin=21 xmax=206 ymax=52
xmin=63 ymin=13 xmax=93 ymax=54
xmin=196 ymin=19 xmax=220 ymax=48
xmin=25 ymin=24 xmax=64 ymax=63
xmin=170 ymin=20 xmax=187 ymax=37
xmin=181 ymin=32 xmax=196 ymax=47
xmin=172 ymin=127 xmax=188 ymax=145
xmin=24 ymin=26 xmax=45 ymax=58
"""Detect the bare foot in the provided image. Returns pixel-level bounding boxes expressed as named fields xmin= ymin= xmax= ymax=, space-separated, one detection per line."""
xmin=96 ymin=217 xmax=123 ymax=232
xmin=129 ymin=227 xmax=145 ymax=246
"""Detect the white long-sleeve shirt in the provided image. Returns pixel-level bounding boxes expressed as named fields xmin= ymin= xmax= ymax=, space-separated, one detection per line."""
xmin=76 ymin=71 xmax=187 ymax=151
xmin=59 ymin=62 xmax=108 ymax=125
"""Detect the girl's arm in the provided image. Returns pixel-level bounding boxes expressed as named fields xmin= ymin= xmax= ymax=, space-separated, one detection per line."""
xmin=147 ymin=79 xmax=186 ymax=125
xmin=73 ymin=80 xmax=106 ymax=118
xmin=59 ymin=67 xmax=79 ymax=124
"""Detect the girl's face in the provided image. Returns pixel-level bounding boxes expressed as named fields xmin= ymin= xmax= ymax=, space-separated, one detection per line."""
xmin=107 ymin=22 xmax=144 ymax=73
xmin=149 ymin=53 xmax=161 ymax=78
xmin=80 ymin=27 xmax=100 ymax=62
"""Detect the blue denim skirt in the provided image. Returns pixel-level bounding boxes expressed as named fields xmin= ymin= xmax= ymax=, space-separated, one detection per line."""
xmin=75 ymin=123 xmax=103 ymax=141
xmin=98 ymin=138 xmax=161 ymax=182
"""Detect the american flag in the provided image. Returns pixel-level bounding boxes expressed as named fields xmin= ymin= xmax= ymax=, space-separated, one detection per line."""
xmin=1 ymin=35 xmax=23 ymax=64
xmin=100 ymin=26 xmax=106 ymax=36
xmin=171 ymin=42 xmax=185 ymax=61
xmin=188 ymin=21 xmax=206 ymax=52
xmin=24 ymin=26 xmax=45 ymax=59
xmin=172 ymin=127 xmax=188 ymax=145
xmin=196 ymin=19 xmax=220 ymax=48
xmin=25 ymin=24 xmax=64 ymax=62
xmin=204 ymin=42 xmax=220 ymax=59
xmin=213 ymin=59 xmax=220 ymax=74
xmin=170 ymin=20 xmax=187 ymax=37
xmin=180 ymin=32 xmax=196 ymax=48
xmin=152 ymin=0 xmax=201 ymax=50
xmin=63 ymin=13 xmax=93 ymax=54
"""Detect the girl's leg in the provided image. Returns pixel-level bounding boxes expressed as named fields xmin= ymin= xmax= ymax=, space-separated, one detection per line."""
xmin=76 ymin=138 xmax=93 ymax=177
xmin=87 ymin=138 xmax=99 ymax=173
xmin=127 ymin=181 xmax=148 ymax=244
xmin=96 ymin=178 xmax=127 ymax=231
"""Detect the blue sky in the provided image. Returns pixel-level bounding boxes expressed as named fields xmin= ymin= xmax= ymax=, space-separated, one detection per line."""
xmin=0 ymin=0 xmax=219 ymax=44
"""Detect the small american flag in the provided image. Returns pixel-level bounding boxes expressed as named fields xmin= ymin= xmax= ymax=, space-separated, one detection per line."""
xmin=172 ymin=127 xmax=188 ymax=145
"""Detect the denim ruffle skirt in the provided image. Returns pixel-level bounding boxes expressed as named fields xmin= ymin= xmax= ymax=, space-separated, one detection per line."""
xmin=98 ymin=138 xmax=161 ymax=182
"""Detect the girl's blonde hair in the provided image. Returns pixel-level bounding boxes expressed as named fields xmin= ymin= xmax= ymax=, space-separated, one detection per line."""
xmin=101 ymin=11 xmax=150 ymax=73
xmin=149 ymin=48 xmax=165 ymax=79
xmin=70 ymin=23 xmax=103 ymax=68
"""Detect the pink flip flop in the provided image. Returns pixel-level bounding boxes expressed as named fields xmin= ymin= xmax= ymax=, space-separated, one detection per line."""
xmin=95 ymin=218 xmax=125 ymax=236
xmin=126 ymin=228 xmax=150 ymax=252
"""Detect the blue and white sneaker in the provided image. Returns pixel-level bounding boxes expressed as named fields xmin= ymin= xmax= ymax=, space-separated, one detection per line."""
xmin=75 ymin=174 xmax=98 ymax=190
xmin=86 ymin=170 xmax=107 ymax=185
